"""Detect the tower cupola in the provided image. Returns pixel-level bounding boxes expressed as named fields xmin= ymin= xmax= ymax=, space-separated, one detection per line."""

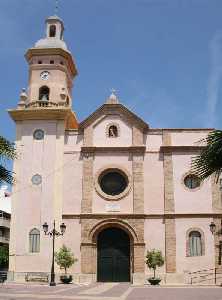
xmin=35 ymin=16 xmax=67 ymax=50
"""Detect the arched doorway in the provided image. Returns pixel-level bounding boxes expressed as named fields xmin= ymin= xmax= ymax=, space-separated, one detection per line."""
xmin=97 ymin=227 xmax=130 ymax=282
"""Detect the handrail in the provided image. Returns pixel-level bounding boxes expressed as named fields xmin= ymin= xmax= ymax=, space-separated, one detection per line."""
xmin=189 ymin=268 xmax=222 ymax=285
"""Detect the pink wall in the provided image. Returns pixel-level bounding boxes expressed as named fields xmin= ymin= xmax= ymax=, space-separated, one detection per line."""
xmin=175 ymin=218 xmax=215 ymax=273
xmin=172 ymin=153 xmax=212 ymax=213
xmin=93 ymin=115 xmax=132 ymax=147
xmin=171 ymin=131 xmax=210 ymax=146
xmin=144 ymin=153 xmax=164 ymax=214
xmin=62 ymin=153 xmax=82 ymax=214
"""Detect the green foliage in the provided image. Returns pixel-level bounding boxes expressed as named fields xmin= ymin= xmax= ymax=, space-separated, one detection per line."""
xmin=0 ymin=136 xmax=17 ymax=185
xmin=55 ymin=245 xmax=77 ymax=274
xmin=145 ymin=249 xmax=164 ymax=278
xmin=0 ymin=245 xmax=9 ymax=266
xmin=191 ymin=130 xmax=222 ymax=183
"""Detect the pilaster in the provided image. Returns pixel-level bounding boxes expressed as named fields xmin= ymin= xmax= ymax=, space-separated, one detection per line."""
xmin=163 ymin=131 xmax=176 ymax=273
xmin=81 ymin=152 xmax=94 ymax=213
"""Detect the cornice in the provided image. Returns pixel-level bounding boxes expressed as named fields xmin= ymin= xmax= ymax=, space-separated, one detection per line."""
xmin=160 ymin=145 xmax=206 ymax=153
xmin=8 ymin=108 xmax=73 ymax=122
xmin=81 ymin=146 xmax=146 ymax=154
xmin=25 ymin=48 xmax=78 ymax=77
xmin=63 ymin=213 xmax=222 ymax=219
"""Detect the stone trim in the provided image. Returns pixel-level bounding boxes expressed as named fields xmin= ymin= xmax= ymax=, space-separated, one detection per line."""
xmin=94 ymin=165 xmax=132 ymax=201
xmin=88 ymin=218 xmax=139 ymax=243
xmin=63 ymin=213 xmax=222 ymax=219
xmin=213 ymin=218 xmax=222 ymax=268
xmin=132 ymin=126 xmax=143 ymax=146
xmin=212 ymin=178 xmax=222 ymax=212
xmin=160 ymin=146 xmax=206 ymax=153
xmin=81 ymin=154 xmax=94 ymax=213
xmin=163 ymin=153 xmax=175 ymax=213
xmin=105 ymin=122 xmax=120 ymax=138
xmin=80 ymin=217 xmax=144 ymax=276
xmin=83 ymin=126 xmax=93 ymax=146
xmin=165 ymin=218 xmax=176 ymax=272
xmin=163 ymin=132 xmax=176 ymax=273
xmin=181 ymin=172 xmax=203 ymax=192
xmin=81 ymin=146 xmax=146 ymax=153
xmin=185 ymin=227 xmax=205 ymax=257
xmin=25 ymin=47 xmax=77 ymax=77
xmin=79 ymin=103 xmax=149 ymax=131
xmin=132 ymin=158 xmax=144 ymax=214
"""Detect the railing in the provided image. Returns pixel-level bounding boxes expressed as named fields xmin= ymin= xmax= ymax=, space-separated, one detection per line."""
xmin=189 ymin=268 xmax=222 ymax=285
xmin=25 ymin=100 xmax=68 ymax=108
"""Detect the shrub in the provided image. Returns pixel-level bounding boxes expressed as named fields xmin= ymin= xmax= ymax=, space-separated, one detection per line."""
xmin=145 ymin=249 xmax=164 ymax=279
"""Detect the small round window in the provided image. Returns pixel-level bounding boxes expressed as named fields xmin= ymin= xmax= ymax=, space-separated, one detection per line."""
xmin=99 ymin=171 xmax=128 ymax=196
xmin=184 ymin=174 xmax=200 ymax=189
xmin=31 ymin=174 xmax=42 ymax=185
xmin=33 ymin=129 xmax=44 ymax=140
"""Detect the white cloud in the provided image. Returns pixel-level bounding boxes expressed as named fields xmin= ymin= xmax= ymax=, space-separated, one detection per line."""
xmin=206 ymin=32 xmax=222 ymax=127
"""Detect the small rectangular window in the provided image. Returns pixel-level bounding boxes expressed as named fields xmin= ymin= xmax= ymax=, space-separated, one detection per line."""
xmin=50 ymin=60 xmax=54 ymax=64
xmin=38 ymin=60 xmax=42 ymax=64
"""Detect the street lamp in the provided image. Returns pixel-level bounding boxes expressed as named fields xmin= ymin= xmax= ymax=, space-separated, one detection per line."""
xmin=42 ymin=220 xmax=66 ymax=286
xmin=209 ymin=220 xmax=222 ymax=265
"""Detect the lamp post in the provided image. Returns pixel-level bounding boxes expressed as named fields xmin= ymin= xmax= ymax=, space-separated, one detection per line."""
xmin=42 ymin=220 xmax=66 ymax=286
xmin=209 ymin=220 xmax=222 ymax=265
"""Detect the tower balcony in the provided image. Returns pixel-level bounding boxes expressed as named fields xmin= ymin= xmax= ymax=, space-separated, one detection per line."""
xmin=25 ymin=100 xmax=69 ymax=109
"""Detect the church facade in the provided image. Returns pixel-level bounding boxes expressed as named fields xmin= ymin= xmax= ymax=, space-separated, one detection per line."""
xmin=8 ymin=16 xmax=221 ymax=285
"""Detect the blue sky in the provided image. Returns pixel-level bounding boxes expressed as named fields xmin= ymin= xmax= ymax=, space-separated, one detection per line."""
xmin=0 ymin=0 xmax=222 ymax=145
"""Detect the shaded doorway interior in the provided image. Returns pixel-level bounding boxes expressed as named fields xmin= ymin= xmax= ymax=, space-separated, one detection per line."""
xmin=97 ymin=227 xmax=130 ymax=282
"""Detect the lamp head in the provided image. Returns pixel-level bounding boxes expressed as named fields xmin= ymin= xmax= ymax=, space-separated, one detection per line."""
xmin=42 ymin=222 xmax=49 ymax=234
xmin=209 ymin=221 xmax=216 ymax=234
xmin=60 ymin=222 xmax=66 ymax=235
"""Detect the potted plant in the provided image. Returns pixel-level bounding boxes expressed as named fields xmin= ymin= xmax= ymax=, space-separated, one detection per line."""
xmin=55 ymin=245 xmax=77 ymax=284
xmin=145 ymin=249 xmax=164 ymax=285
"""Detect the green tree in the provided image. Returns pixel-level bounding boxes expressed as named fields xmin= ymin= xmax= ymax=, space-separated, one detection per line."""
xmin=55 ymin=245 xmax=77 ymax=274
xmin=0 ymin=245 xmax=9 ymax=267
xmin=0 ymin=136 xmax=16 ymax=185
xmin=191 ymin=130 xmax=222 ymax=182
xmin=145 ymin=249 xmax=164 ymax=279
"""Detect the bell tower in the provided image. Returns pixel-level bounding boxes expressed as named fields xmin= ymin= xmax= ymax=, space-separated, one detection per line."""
xmin=8 ymin=15 xmax=78 ymax=282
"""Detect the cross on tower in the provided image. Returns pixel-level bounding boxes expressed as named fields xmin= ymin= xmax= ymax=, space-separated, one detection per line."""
xmin=110 ymin=88 xmax=117 ymax=95
xmin=55 ymin=0 xmax=59 ymax=15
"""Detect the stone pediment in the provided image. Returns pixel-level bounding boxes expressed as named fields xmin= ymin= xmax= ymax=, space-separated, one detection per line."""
xmin=79 ymin=103 xmax=149 ymax=132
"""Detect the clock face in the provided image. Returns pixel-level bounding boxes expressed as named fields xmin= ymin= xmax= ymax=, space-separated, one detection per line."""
xmin=40 ymin=71 xmax=50 ymax=80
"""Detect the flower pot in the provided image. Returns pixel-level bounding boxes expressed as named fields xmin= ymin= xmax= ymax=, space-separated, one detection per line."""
xmin=147 ymin=277 xmax=161 ymax=285
xmin=60 ymin=275 xmax=73 ymax=284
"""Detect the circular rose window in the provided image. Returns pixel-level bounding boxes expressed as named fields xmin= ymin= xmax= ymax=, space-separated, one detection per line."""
xmin=95 ymin=167 xmax=131 ymax=200
xmin=99 ymin=171 xmax=127 ymax=196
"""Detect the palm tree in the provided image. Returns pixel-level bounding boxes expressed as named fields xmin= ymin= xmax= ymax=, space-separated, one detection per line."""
xmin=0 ymin=136 xmax=16 ymax=185
xmin=191 ymin=130 xmax=222 ymax=183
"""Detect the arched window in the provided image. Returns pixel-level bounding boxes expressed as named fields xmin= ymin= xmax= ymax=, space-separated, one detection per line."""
xmin=39 ymin=86 xmax=50 ymax=101
xmin=29 ymin=228 xmax=40 ymax=253
xmin=108 ymin=125 xmax=118 ymax=138
xmin=189 ymin=231 xmax=202 ymax=256
xmin=49 ymin=25 xmax=56 ymax=37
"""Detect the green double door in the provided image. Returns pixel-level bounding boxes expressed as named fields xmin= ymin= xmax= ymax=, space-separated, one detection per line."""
xmin=97 ymin=228 xmax=130 ymax=282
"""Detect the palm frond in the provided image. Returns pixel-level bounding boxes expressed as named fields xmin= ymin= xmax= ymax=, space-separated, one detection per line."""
xmin=191 ymin=130 xmax=222 ymax=182
xmin=0 ymin=165 xmax=15 ymax=185
xmin=0 ymin=136 xmax=17 ymax=160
